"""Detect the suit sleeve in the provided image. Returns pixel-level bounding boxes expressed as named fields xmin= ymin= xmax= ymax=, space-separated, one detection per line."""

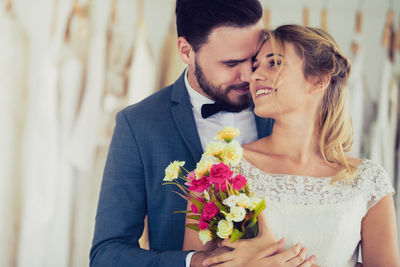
xmin=90 ymin=111 xmax=190 ymax=267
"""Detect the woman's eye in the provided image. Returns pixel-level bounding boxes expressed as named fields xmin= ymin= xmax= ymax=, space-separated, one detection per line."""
xmin=269 ymin=60 xmax=282 ymax=68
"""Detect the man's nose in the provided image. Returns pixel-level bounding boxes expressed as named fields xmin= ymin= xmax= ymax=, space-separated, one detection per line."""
xmin=239 ymin=63 xmax=253 ymax=83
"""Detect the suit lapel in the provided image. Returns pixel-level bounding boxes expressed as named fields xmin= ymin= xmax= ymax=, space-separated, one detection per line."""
xmin=170 ymin=73 xmax=203 ymax=164
xmin=254 ymin=114 xmax=274 ymax=139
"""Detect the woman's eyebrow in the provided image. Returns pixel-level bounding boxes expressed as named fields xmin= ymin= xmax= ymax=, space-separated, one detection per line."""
xmin=266 ymin=53 xmax=284 ymax=58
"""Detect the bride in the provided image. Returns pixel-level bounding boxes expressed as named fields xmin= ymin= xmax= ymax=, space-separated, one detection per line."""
xmin=183 ymin=24 xmax=399 ymax=267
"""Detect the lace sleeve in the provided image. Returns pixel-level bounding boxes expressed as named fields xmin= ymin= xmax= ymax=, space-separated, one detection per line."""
xmin=360 ymin=160 xmax=395 ymax=211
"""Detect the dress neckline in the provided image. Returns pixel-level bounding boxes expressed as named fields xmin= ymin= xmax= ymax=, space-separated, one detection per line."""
xmin=240 ymin=156 xmax=366 ymax=180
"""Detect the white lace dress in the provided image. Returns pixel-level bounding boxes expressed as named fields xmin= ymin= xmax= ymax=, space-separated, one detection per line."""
xmin=239 ymin=158 xmax=394 ymax=267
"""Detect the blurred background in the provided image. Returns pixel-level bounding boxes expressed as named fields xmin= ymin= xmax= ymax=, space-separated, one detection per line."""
xmin=1 ymin=0 xmax=399 ymax=266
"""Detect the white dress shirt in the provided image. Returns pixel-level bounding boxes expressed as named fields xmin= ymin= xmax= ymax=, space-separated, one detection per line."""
xmin=184 ymin=69 xmax=258 ymax=266
xmin=184 ymin=69 xmax=258 ymax=151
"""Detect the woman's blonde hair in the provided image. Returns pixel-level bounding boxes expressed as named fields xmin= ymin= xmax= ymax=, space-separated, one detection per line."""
xmin=266 ymin=24 xmax=357 ymax=182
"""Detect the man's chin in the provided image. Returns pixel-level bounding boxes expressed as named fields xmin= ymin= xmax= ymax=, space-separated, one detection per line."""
xmin=224 ymin=99 xmax=252 ymax=112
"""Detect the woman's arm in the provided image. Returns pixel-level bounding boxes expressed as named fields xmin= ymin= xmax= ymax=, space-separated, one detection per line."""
xmin=361 ymin=194 xmax=400 ymax=267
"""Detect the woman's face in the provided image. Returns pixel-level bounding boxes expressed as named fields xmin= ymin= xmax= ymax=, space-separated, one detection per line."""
xmin=250 ymin=40 xmax=316 ymax=119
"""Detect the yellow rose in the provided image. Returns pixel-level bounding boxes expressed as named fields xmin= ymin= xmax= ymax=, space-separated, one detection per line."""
xmin=236 ymin=193 xmax=250 ymax=209
xmin=163 ymin=161 xmax=185 ymax=181
xmin=204 ymin=141 xmax=226 ymax=159
xmin=226 ymin=206 xmax=246 ymax=222
xmin=215 ymin=127 xmax=240 ymax=143
xmin=195 ymin=156 xmax=216 ymax=178
xmin=199 ymin=229 xmax=213 ymax=245
xmin=222 ymin=140 xmax=243 ymax=166
xmin=216 ymin=219 xmax=234 ymax=239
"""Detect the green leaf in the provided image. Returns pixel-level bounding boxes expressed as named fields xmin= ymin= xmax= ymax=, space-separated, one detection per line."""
xmin=214 ymin=199 xmax=228 ymax=213
xmin=191 ymin=198 xmax=204 ymax=211
xmin=246 ymin=199 xmax=266 ymax=229
xmin=230 ymin=228 xmax=244 ymax=243
xmin=173 ymin=210 xmax=191 ymax=214
xmin=254 ymin=199 xmax=266 ymax=217
xmin=186 ymin=223 xmax=200 ymax=232
xmin=219 ymin=188 xmax=227 ymax=201
xmin=186 ymin=215 xmax=201 ymax=220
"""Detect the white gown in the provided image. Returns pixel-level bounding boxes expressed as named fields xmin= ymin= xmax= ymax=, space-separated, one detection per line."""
xmin=239 ymin=158 xmax=394 ymax=267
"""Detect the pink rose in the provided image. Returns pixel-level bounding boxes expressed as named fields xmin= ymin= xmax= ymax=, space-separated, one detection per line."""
xmin=198 ymin=218 xmax=209 ymax=230
xmin=188 ymin=177 xmax=210 ymax=192
xmin=208 ymin=163 xmax=233 ymax=185
xmin=191 ymin=203 xmax=199 ymax=214
xmin=186 ymin=171 xmax=196 ymax=181
xmin=201 ymin=202 xmax=219 ymax=220
xmin=215 ymin=181 xmax=227 ymax=192
xmin=231 ymin=174 xmax=247 ymax=191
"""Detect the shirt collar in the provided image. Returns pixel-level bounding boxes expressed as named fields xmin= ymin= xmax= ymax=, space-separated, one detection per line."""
xmin=184 ymin=68 xmax=214 ymax=115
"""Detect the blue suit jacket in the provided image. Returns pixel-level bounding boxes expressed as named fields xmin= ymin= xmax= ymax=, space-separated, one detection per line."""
xmin=90 ymin=73 xmax=274 ymax=267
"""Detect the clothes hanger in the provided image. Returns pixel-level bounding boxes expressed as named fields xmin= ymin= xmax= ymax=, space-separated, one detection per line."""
xmin=303 ymin=3 xmax=310 ymax=27
xmin=261 ymin=0 xmax=271 ymax=30
xmin=351 ymin=0 xmax=363 ymax=54
xmin=381 ymin=1 xmax=395 ymax=61
xmin=320 ymin=0 xmax=329 ymax=31
xmin=395 ymin=12 xmax=400 ymax=52
xmin=136 ymin=0 xmax=145 ymax=28
xmin=5 ymin=0 xmax=12 ymax=11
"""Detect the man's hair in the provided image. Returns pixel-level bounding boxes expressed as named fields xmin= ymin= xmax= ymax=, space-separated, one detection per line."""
xmin=175 ymin=0 xmax=263 ymax=52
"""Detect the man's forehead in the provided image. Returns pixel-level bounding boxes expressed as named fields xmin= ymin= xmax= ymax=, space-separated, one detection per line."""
xmin=199 ymin=22 xmax=265 ymax=60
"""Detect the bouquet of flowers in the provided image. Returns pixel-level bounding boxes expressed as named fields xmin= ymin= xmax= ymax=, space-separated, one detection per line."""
xmin=163 ymin=127 xmax=266 ymax=245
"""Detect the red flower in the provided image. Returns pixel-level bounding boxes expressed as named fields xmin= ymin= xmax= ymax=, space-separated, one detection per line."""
xmin=231 ymin=174 xmax=247 ymax=191
xmin=208 ymin=163 xmax=233 ymax=185
xmin=201 ymin=202 xmax=219 ymax=220
xmin=215 ymin=181 xmax=227 ymax=192
xmin=191 ymin=203 xmax=199 ymax=214
xmin=188 ymin=177 xmax=210 ymax=192
xmin=198 ymin=218 xmax=209 ymax=230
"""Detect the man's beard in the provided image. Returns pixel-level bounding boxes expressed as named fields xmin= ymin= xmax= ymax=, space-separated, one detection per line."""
xmin=194 ymin=59 xmax=252 ymax=112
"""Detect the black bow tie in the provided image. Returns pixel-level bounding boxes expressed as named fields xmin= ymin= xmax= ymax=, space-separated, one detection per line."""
xmin=201 ymin=103 xmax=235 ymax=118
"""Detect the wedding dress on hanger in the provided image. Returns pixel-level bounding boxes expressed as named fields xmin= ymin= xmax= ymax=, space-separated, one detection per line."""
xmin=0 ymin=4 xmax=28 ymax=266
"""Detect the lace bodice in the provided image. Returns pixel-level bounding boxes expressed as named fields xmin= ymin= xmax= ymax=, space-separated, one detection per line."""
xmin=239 ymin=158 xmax=394 ymax=267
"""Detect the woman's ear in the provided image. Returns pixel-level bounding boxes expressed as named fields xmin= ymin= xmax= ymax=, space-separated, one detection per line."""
xmin=177 ymin=37 xmax=195 ymax=65
xmin=310 ymin=75 xmax=330 ymax=94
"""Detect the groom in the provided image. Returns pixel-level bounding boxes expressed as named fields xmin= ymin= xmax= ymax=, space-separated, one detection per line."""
xmin=90 ymin=0 xmax=273 ymax=266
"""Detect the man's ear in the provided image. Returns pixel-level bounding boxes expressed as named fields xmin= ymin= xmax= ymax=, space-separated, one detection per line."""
xmin=310 ymin=75 xmax=331 ymax=94
xmin=177 ymin=37 xmax=195 ymax=65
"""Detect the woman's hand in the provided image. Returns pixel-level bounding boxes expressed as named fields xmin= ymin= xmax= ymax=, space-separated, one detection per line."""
xmin=202 ymin=214 xmax=317 ymax=267
xmin=203 ymin=238 xmax=316 ymax=267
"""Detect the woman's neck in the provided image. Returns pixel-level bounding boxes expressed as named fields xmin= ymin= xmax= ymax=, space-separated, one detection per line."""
xmin=265 ymin=114 xmax=321 ymax=164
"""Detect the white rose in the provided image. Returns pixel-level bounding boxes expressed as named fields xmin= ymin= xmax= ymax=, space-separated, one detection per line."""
xmin=216 ymin=219 xmax=234 ymax=239
xmin=227 ymin=206 xmax=246 ymax=222
xmin=223 ymin=195 xmax=238 ymax=208
xmin=236 ymin=193 xmax=250 ymax=209
xmin=199 ymin=229 xmax=213 ymax=245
